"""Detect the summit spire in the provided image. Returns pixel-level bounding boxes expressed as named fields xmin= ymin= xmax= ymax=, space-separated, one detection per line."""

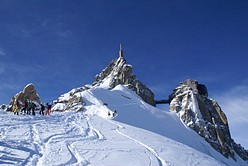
xmin=119 ymin=43 xmax=124 ymax=57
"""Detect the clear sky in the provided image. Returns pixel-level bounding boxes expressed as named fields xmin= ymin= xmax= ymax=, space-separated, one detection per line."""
xmin=0 ymin=0 xmax=248 ymax=106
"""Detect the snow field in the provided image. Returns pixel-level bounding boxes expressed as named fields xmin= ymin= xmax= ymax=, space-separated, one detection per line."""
xmin=0 ymin=85 xmax=247 ymax=165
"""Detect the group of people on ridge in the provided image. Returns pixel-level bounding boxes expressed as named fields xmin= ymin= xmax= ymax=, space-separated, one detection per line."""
xmin=13 ymin=99 xmax=52 ymax=116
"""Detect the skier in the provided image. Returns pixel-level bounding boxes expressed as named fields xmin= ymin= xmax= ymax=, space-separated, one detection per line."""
xmin=39 ymin=103 xmax=45 ymax=116
xmin=113 ymin=110 xmax=118 ymax=117
xmin=31 ymin=102 xmax=36 ymax=116
xmin=45 ymin=103 xmax=52 ymax=116
xmin=13 ymin=100 xmax=20 ymax=115
xmin=21 ymin=100 xmax=28 ymax=115
xmin=26 ymin=100 xmax=32 ymax=115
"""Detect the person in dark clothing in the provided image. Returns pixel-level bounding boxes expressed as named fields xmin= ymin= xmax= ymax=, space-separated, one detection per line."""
xmin=31 ymin=103 xmax=36 ymax=116
xmin=21 ymin=100 xmax=28 ymax=115
xmin=26 ymin=100 xmax=32 ymax=115
xmin=39 ymin=103 xmax=45 ymax=116
xmin=113 ymin=110 xmax=117 ymax=117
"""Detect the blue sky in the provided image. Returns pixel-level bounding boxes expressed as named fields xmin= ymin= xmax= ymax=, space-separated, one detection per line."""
xmin=0 ymin=0 xmax=248 ymax=106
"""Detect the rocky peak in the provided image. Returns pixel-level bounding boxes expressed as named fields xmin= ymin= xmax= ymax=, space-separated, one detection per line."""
xmin=9 ymin=83 xmax=41 ymax=111
xmin=181 ymin=79 xmax=208 ymax=97
xmin=92 ymin=45 xmax=155 ymax=106
xmin=169 ymin=79 xmax=248 ymax=162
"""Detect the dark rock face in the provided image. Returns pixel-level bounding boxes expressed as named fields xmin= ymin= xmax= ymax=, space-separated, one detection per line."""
xmin=92 ymin=57 xmax=156 ymax=106
xmin=169 ymin=79 xmax=248 ymax=162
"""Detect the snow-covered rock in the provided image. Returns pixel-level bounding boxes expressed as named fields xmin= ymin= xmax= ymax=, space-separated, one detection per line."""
xmin=169 ymin=79 xmax=248 ymax=162
xmin=52 ymin=85 xmax=92 ymax=112
xmin=92 ymin=48 xmax=155 ymax=106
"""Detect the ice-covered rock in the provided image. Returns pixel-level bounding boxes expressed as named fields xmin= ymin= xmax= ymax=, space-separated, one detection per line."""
xmin=169 ymin=79 xmax=248 ymax=162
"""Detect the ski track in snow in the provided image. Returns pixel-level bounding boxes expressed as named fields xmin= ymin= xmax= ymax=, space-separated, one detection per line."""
xmin=86 ymin=116 xmax=106 ymax=141
xmin=64 ymin=142 xmax=90 ymax=166
xmin=109 ymin=121 xmax=171 ymax=166
xmin=36 ymin=113 xmax=108 ymax=166
xmin=22 ymin=123 xmax=43 ymax=165
xmin=0 ymin=112 xmax=100 ymax=166
xmin=115 ymin=129 xmax=169 ymax=166
xmin=0 ymin=110 xmax=172 ymax=166
xmin=36 ymin=114 xmax=97 ymax=166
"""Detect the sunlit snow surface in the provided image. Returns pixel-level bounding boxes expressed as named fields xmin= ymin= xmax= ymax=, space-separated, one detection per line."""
xmin=0 ymin=85 xmax=247 ymax=166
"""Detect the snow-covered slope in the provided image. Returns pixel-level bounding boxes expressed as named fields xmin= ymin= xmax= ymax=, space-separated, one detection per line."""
xmin=0 ymin=85 xmax=247 ymax=165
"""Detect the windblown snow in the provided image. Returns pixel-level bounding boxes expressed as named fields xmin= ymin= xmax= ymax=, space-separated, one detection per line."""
xmin=0 ymin=85 xmax=247 ymax=166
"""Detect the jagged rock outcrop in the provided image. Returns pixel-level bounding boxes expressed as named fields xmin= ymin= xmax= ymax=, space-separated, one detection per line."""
xmin=9 ymin=83 xmax=41 ymax=111
xmin=169 ymin=79 xmax=248 ymax=162
xmin=52 ymin=94 xmax=85 ymax=112
xmin=52 ymin=86 xmax=88 ymax=112
xmin=92 ymin=47 xmax=155 ymax=106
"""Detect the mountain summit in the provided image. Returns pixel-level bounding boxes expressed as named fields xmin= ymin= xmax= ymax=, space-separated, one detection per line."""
xmin=92 ymin=44 xmax=156 ymax=106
